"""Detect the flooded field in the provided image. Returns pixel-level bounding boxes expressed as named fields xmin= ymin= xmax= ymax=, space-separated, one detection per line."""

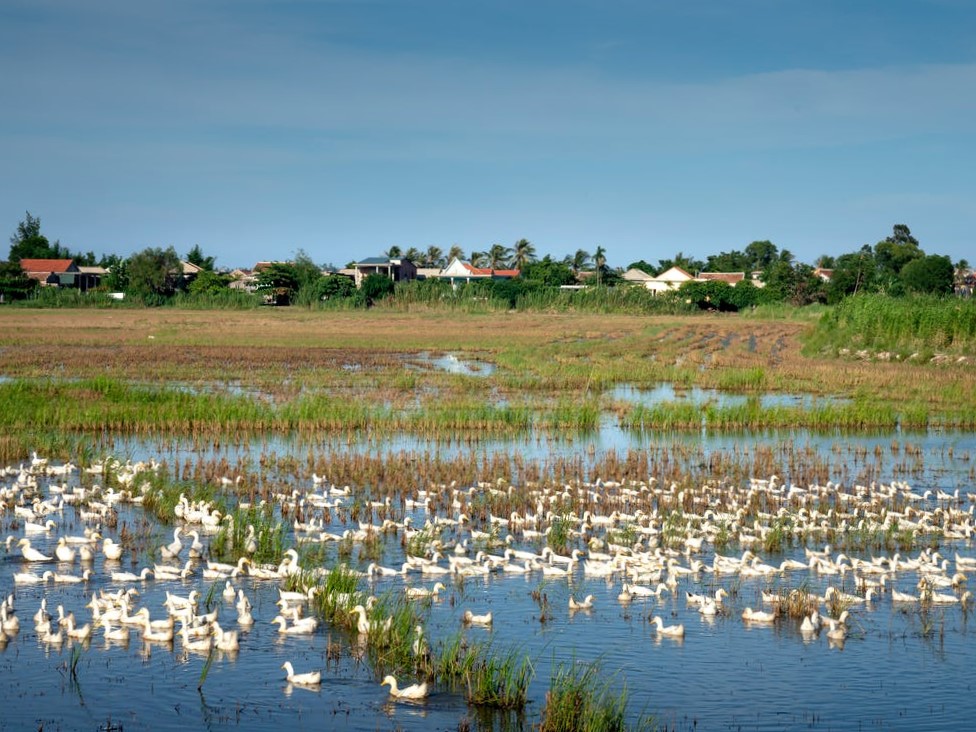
xmin=1 ymin=309 xmax=975 ymax=730
xmin=2 ymin=423 xmax=975 ymax=732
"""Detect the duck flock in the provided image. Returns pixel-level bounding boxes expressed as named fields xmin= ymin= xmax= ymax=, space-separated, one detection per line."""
xmin=2 ymin=451 xmax=975 ymax=715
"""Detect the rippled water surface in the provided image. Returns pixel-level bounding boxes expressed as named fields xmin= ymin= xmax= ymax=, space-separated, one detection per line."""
xmin=2 ymin=427 xmax=975 ymax=731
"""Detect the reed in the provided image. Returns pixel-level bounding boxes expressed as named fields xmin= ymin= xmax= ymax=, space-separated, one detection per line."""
xmin=809 ymin=294 xmax=976 ymax=357
xmin=464 ymin=646 xmax=534 ymax=710
xmin=307 ymin=564 xmax=367 ymax=625
xmin=539 ymin=659 xmax=655 ymax=732
xmin=434 ymin=631 xmax=485 ymax=682
xmin=209 ymin=504 xmax=284 ymax=565
xmin=141 ymin=474 xmax=223 ymax=525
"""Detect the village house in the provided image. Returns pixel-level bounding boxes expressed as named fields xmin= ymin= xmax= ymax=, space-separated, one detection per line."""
xmin=438 ymin=257 xmax=520 ymax=288
xmin=352 ymin=256 xmax=418 ymax=288
xmin=18 ymin=258 xmax=103 ymax=291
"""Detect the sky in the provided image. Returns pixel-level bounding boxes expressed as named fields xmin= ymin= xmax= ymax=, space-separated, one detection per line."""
xmin=2 ymin=0 xmax=974 ymax=270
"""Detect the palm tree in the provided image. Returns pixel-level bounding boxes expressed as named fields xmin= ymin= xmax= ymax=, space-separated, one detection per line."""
xmin=510 ymin=239 xmax=536 ymax=270
xmin=448 ymin=244 xmax=465 ymax=263
xmin=470 ymin=251 xmax=488 ymax=267
xmin=404 ymin=247 xmax=422 ymax=263
xmin=565 ymin=249 xmax=590 ymax=278
xmin=488 ymin=244 xmax=512 ymax=270
xmin=425 ymin=246 xmax=445 ymax=268
xmin=593 ymin=245 xmax=607 ymax=286
xmin=385 ymin=245 xmax=403 ymax=259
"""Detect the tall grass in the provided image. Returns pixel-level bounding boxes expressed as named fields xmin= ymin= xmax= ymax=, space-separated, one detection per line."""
xmin=210 ymin=504 xmax=285 ymax=565
xmin=465 ymin=647 xmax=534 ymax=709
xmin=809 ymin=294 xmax=976 ymax=357
xmin=539 ymin=660 xmax=655 ymax=732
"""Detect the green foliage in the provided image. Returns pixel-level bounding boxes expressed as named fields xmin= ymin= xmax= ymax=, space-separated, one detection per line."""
xmin=256 ymin=262 xmax=300 ymax=305
xmin=624 ymin=259 xmax=654 ymax=275
xmin=186 ymin=244 xmax=216 ymax=271
xmin=875 ymin=224 xmax=923 ymax=278
xmin=655 ymin=251 xmax=704 ymax=277
xmin=360 ymin=273 xmax=395 ymax=306
xmin=465 ymin=646 xmax=534 ymax=709
xmin=522 ymin=256 xmax=576 ymax=286
xmin=0 ymin=259 xmax=38 ymax=301
xmin=511 ymin=238 xmax=536 ymax=270
xmin=126 ymin=246 xmax=184 ymax=304
xmin=679 ymin=280 xmax=738 ymax=311
xmin=8 ymin=211 xmax=81 ymax=263
xmin=827 ymin=245 xmax=877 ymax=303
xmin=901 ymin=255 xmax=954 ymax=295
xmin=810 ymin=294 xmax=976 ymax=356
xmin=760 ymin=259 xmax=826 ymax=306
xmin=187 ymin=269 xmax=231 ymax=296
xmin=539 ymin=659 xmax=654 ymax=732
xmin=317 ymin=274 xmax=356 ymax=300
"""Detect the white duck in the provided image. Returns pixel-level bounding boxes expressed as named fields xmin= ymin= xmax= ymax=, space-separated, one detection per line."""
xmin=282 ymin=661 xmax=321 ymax=685
xmin=568 ymin=594 xmax=595 ymax=610
xmin=650 ymin=616 xmax=685 ymax=638
xmin=382 ymin=674 xmax=429 ymax=700
xmin=462 ymin=610 xmax=493 ymax=626
xmin=18 ymin=538 xmax=52 ymax=562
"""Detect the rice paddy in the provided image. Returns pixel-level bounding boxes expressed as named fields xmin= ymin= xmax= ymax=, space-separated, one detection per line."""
xmin=1 ymin=306 xmax=975 ymax=730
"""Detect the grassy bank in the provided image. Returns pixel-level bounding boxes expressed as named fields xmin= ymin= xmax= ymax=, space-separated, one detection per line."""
xmin=0 ymin=308 xmax=973 ymax=449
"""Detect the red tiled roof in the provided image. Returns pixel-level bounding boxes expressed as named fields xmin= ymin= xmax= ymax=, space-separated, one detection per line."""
xmin=461 ymin=262 xmax=520 ymax=277
xmin=19 ymin=258 xmax=74 ymax=273
xmin=699 ymin=272 xmax=745 ymax=284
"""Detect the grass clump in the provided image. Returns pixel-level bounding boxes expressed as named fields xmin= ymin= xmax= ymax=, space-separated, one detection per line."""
xmin=539 ymin=660 xmax=655 ymax=732
xmin=209 ymin=503 xmax=284 ymax=565
xmin=465 ymin=646 xmax=533 ymax=710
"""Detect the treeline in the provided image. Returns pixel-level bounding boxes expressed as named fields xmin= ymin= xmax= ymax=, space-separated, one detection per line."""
xmin=1 ymin=212 xmax=969 ymax=311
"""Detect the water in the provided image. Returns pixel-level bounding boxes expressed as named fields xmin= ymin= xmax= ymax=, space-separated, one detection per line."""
xmin=408 ymin=352 xmax=497 ymax=377
xmin=2 ymin=426 xmax=976 ymax=731
xmin=608 ymin=383 xmax=851 ymax=410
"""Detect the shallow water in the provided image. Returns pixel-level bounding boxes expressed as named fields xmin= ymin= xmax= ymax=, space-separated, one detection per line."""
xmin=2 ymin=434 xmax=976 ymax=731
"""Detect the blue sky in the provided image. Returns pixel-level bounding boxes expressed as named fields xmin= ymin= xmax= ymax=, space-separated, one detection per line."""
xmin=2 ymin=0 xmax=974 ymax=269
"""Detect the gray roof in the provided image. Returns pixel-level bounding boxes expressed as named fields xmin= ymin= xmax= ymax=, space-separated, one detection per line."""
xmin=357 ymin=257 xmax=392 ymax=265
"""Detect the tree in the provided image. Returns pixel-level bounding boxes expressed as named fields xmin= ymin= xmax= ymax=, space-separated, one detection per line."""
xmin=8 ymin=211 xmax=73 ymax=263
xmin=448 ymin=244 xmax=465 ymax=262
xmin=567 ymin=249 xmax=591 ymax=277
xmin=521 ymin=255 xmax=575 ymax=286
xmin=256 ymin=262 xmax=300 ymax=305
xmin=874 ymin=224 xmax=923 ymax=292
xmin=761 ymin=259 xmax=824 ymax=305
xmin=104 ymin=257 xmax=128 ymax=292
xmin=317 ymin=274 xmax=355 ymax=300
xmin=680 ymin=280 xmax=737 ymax=311
xmin=385 ymin=246 xmax=403 ymax=259
xmin=510 ymin=239 xmax=536 ymax=270
xmin=404 ymin=247 xmax=423 ymax=264
xmin=705 ymin=250 xmax=750 ymax=273
xmin=0 ymin=260 xmax=37 ymax=301
xmin=291 ymin=250 xmax=323 ymax=289
xmin=487 ymin=244 xmax=511 ymax=270
xmin=360 ymin=272 xmax=395 ymax=306
xmin=126 ymin=246 xmax=183 ymax=304
xmin=593 ymin=246 xmax=608 ymax=286
xmin=186 ymin=244 xmax=216 ymax=271
xmin=827 ymin=245 xmax=877 ymax=304
xmin=624 ymin=259 xmax=655 ymax=275
xmin=187 ymin=269 xmax=231 ymax=296
xmin=425 ymin=245 xmax=445 ymax=268
xmin=470 ymin=251 xmax=487 ymax=268
xmin=744 ymin=240 xmax=779 ymax=271
xmin=901 ymin=254 xmax=954 ymax=294
xmin=656 ymin=252 xmax=705 ymax=276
